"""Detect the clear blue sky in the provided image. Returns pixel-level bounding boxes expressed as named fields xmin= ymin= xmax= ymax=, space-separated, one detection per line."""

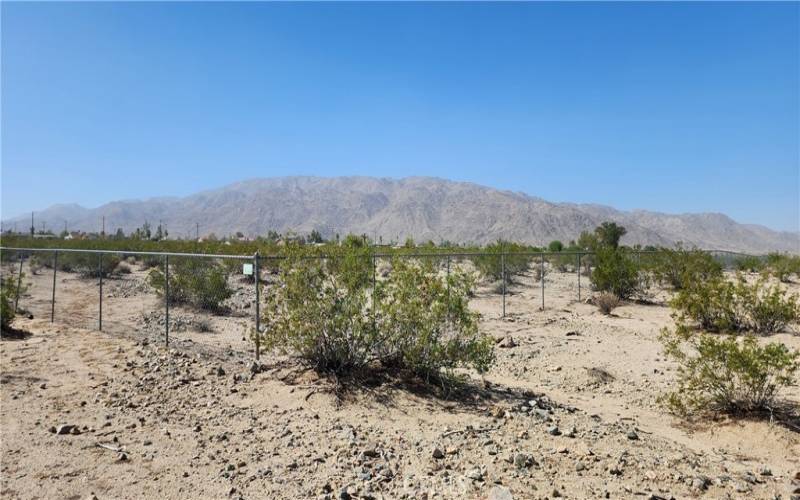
xmin=2 ymin=2 xmax=798 ymax=231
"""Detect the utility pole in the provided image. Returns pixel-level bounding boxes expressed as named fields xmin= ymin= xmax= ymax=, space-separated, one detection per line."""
xmin=64 ymin=221 xmax=68 ymax=235
xmin=196 ymin=222 xmax=199 ymax=241
xmin=102 ymin=216 xmax=106 ymax=237
xmin=30 ymin=212 xmax=34 ymax=237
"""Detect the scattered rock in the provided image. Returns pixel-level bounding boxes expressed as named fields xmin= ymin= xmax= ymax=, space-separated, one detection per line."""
xmin=626 ymin=430 xmax=639 ymax=441
xmin=465 ymin=467 xmax=484 ymax=481
xmin=547 ymin=426 xmax=561 ymax=436
xmin=56 ymin=424 xmax=76 ymax=435
xmin=488 ymin=485 xmax=514 ymax=500
xmin=432 ymin=447 xmax=445 ymax=460
xmin=498 ymin=336 xmax=517 ymax=348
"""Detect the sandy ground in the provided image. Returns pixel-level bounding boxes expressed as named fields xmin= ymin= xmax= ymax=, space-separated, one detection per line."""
xmin=2 ymin=260 xmax=800 ymax=499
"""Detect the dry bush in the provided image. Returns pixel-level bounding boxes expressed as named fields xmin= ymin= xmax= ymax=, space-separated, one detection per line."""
xmin=594 ymin=292 xmax=621 ymax=315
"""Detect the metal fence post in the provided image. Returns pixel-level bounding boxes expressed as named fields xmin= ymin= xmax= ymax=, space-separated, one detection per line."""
xmin=501 ymin=253 xmax=506 ymax=318
xmin=98 ymin=254 xmax=103 ymax=331
xmin=14 ymin=254 xmax=23 ymax=313
xmin=446 ymin=256 xmax=451 ymax=323
xmin=254 ymin=252 xmax=260 ymax=361
xmin=164 ymin=254 xmax=169 ymax=348
xmin=577 ymin=253 xmax=581 ymax=302
xmin=540 ymin=253 xmax=545 ymax=310
xmin=50 ymin=251 xmax=58 ymax=323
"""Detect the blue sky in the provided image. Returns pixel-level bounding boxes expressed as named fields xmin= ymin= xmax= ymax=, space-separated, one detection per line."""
xmin=2 ymin=2 xmax=798 ymax=231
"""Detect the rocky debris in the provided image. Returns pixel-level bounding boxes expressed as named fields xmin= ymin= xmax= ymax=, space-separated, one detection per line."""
xmin=53 ymin=424 xmax=78 ymax=435
xmin=488 ymin=486 xmax=514 ymax=500
xmin=140 ymin=311 xmax=214 ymax=335
xmin=432 ymin=447 xmax=445 ymax=460
xmin=626 ymin=430 xmax=639 ymax=441
xmin=498 ymin=336 xmax=517 ymax=348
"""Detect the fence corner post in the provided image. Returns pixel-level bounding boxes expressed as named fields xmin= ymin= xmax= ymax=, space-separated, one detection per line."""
xmin=14 ymin=253 xmax=23 ymax=313
xmin=540 ymin=252 xmax=545 ymax=310
xmin=164 ymin=254 xmax=169 ymax=349
xmin=254 ymin=251 xmax=260 ymax=361
xmin=50 ymin=250 xmax=58 ymax=323
xmin=501 ymin=253 xmax=506 ymax=318
xmin=98 ymin=253 xmax=103 ymax=331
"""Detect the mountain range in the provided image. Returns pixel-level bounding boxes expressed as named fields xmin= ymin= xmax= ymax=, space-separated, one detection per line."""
xmin=2 ymin=176 xmax=798 ymax=254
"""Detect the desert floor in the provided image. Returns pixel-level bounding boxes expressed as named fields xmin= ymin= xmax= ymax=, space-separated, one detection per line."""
xmin=1 ymin=260 xmax=799 ymax=500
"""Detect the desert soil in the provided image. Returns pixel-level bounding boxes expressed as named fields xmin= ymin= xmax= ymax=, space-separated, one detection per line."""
xmin=2 ymin=261 xmax=800 ymax=500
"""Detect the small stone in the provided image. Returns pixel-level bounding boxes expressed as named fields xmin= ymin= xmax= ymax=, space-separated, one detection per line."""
xmin=56 ymin=424 xmax=75 ymax=435
xmin=215 ymin=367 xmax=226 ymax=376
xmin=626 ymin=431 xmax=639 ymax=441
xmin=39 ymin=383 xmax=47 ymax=389
xmin=498 ymin=336 xmax=517 ymax=348
xmin=465 ymin=467 xmax=484 ymax=481
xmin=117 ymin=452 xmax=128 ymax=462
xmin=552 ymin=489 xmax=562 ymax=498
xmin=513 ymin=453 xmax=533 ymax=469
xmin=488 ymin=486 xmax=514 ymax=500
xmin=575 ymin=461 xmax=586 ymax=472
xmin=758 ymin=466 xmax=772 ymax=476
xmin=547 ymin=426 xmax=561 ymax=436
xmin=432 ymin=447 xmax=445 ymax=460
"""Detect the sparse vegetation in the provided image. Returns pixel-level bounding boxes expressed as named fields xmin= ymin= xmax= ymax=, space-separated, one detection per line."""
xmin=473 ymin=240 xmax=530 ymax=284
xmin=590 ymin=245 xmax=642 ymax=300
xmin=660 ymin=326 xmax=799 ymax=416
xmin=148 ymin=258 xmax=233 ymax=312
xmin=671 ymin=276 xmax=799 ymax=334
xmin=764 ymin=252 xmax=800 ymax=283
xmin=256 ymin=250 xmax=494 ymax=386
xmin=594 ymin=292 xmax=621 ymax=315
xmin=648 ymin=245 xmax=723 ymax=290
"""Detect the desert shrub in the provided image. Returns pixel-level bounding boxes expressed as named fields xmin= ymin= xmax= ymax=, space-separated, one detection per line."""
xmin=115 ymin=262 xmax=132 ymax=274
xmin=31 ymin=252 xmax=121 ymax=278
xmin=377 ymin=258 xmax=493 ymax=383
xmin=548 ymin=240 xmax=564 ymax=252
xmin=734 ymin=255 xmax=764 ymax=273
xmin=649 ymin=245 xmax=722 ymax=290
xmin=671 ymin=276 xmax=799 ymax=334
xmin=590 ymin=246 xmax=642 ymax=300
xmin=594 ymin=292 xmax=621 ymax=315
xmin=473 ymin=240 xmax=529 ymax=283
xmin=148 ymin=258 xmax=233 ymax=312
xmin=258 ymin=254 xmax=379 ymax=374
xmin=257 ymin=251 xmax=494 ymax=385
xmin=139 ymin=255 xmax=162 ymax=270
xmin=670 ymin=278 xmax=742 ymax=332
xmin=1 ymin=277 xmax=18 ymax=330
xmin=660 ymin=327 xmax=799 ymax=416
xmin=765 ymin=253 xmax=800 ymax=283
xmin=533 ymin=262 xmax=548 ymax=282
xmin=735 ymin=278 xmax=800 ymax=334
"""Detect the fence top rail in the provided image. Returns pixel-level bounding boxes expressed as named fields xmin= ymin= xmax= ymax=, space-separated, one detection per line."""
xmin=1 ymin=246 xmax=759 ymax=260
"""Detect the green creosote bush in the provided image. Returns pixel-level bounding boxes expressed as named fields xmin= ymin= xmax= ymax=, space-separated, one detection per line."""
xmin=473 ymin=240 xmax=530 ymax=283
xmin=255 ymin=251 xmax=494 ymax=387
xmin=30 ymin=252 xmax=121 ymax=279
xmin=1 ymin=275 xmax=26 ymax=331
xmin=734 ymin=255 xmax=764 ymax=273
xmin=590 ymin=246 xmax=644 ymax=300
xmin=660 ymin=326 xmax=799 ymax=416
xmin=648 ymin=245 xmax=723 ymax=291
xmin=148 ymin=257 xmax=233 ymax=312
xmin=377 ymin=258 xmax=494 ymax=384
xmin=764 ymin=253 xmax=800 ymax=283
xmin=671 ymin=275 xmax=800 ymax=334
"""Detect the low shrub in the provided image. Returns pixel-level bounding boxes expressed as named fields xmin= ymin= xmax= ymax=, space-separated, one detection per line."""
xmin=734 ymin=255 xmax=764 ymax=273
xmin=148 ymin=258 xmax=233 ymax=312
xmin=377 ymin=258 xmax=494 ymax=383
xmin=671 ymin=276 xmax=799 ymax=334
xmin=649 ymin=245 xmax=722 ymax=290
xmin=590 ymin=246 xmax=642 ymax=300
xmin=660 ymin=326 xmax=799 ymax=416
xmin=30 ymin=252 xmax=121 ymax=278
xmin=473 ymin=240 xmax=530 ymax=283
xmin=1 ymin=277 xmax=18 ymax=330
xmin=256 ymin=251 xmax=494 ymax=386
xmin=115 ymin=262 xmax=132 ymax=274
xmin=594 ymin=292 xmax=621 ymax=315
xmin=765 ymin=253 xmax=800 ymax=283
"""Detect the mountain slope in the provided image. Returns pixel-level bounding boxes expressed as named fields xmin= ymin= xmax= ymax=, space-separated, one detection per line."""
xmin=2 ymin=176 xmax=797 ymax=253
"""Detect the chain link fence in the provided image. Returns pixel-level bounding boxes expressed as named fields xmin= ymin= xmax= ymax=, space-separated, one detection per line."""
xmin=1 ymin=246 xmax=756 ymax=359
